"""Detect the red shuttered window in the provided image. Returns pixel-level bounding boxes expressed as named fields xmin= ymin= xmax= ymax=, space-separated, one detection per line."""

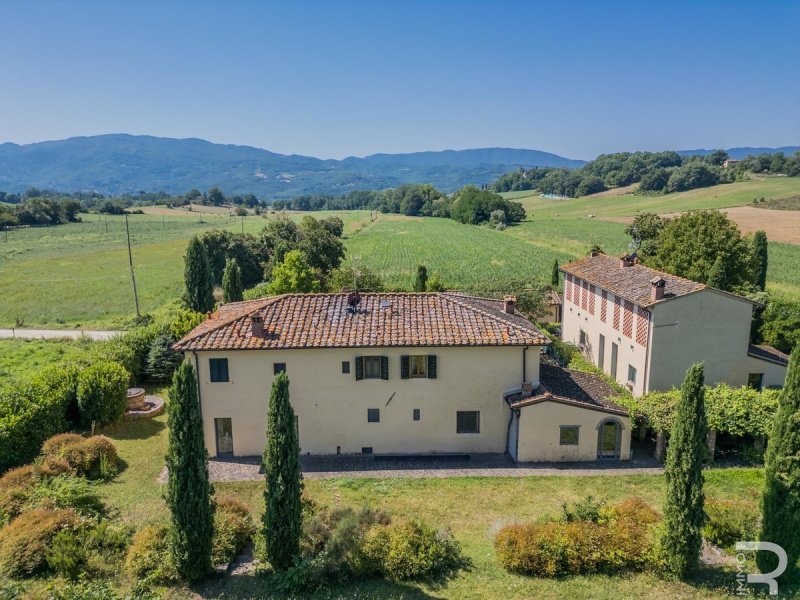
xmin=581 ymin=280 xmax=588 ymax=310
xmin=566 ymin=275 xmax=572 ymax=303
xmin=636 ymin=308 xmax=650 ymax=346
xmin=613 ymin=297 xmax=621 ymax=330
xmin=623 ymin=301 xmax=634 ymax=338
xmin=600 ymin=290 xmax=608 ymax=323
xmin=589 ymin=285 xmax=596 ymax=315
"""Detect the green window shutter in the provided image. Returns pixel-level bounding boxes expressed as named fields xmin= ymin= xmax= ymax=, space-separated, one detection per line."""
xmin=400 ymin=355 xmax=410 ymax=379
xmin=380 ymin=356 xmax=389 ymax=380
xmin=355 ymin=356 xmax=364 ymax=381
xmin=427 ymin=354 xmax=437 ymax=379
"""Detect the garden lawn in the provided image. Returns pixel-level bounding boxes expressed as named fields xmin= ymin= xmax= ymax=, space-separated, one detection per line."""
xmin=0 ymin=338 xmax=88 ymax=379
xmin=88 ymin=396 xmax=776 ymax=599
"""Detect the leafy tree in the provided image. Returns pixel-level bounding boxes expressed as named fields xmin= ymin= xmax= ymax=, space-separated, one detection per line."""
xmin=297 ymin=216 xmax=345 ymax=275
xmin=327 ymin=264 xmax=384 ymax=292
xmin=551 ymin=260 xmax=559 ymax=287
xmin=222 ymin=257 xmax=243 ymax=303
xmin=666 ymin=163 xmax=720 ymax=193
xmin=262 ymin=372 xmax=302 ymax=570
xmin=267 ymin=250 xmax=319 ymax=294
xmin=649 ymin=210 xmax=752 ymax=289
xmin=166 ymin=361 xmax=214 ymax=581
xmin=751 ymin=230 xmax=768 ymax=291
xmin=706 ymin=256 xmax=727 ymax=290
xmin=758 ymin=348 xmax=800 ymax=581
xmin=414 ymin=265 xmax=428 ymax=292
xmin=660 ymin=363 xmax=707 ymax=578
xmin=575 ymin=175 xmax=605 ymax=197
xmin=76 ymin=361 xmax=129 ymax=427
xmin=146 ymin=335 xmax=182 ymax=381
xmin=183 ymin=237 xmax=215 ymax=313
xmin=198 ymin=230 xmax=262 ymax=288
xmin=625 ymin=213 xmax=665 ymax=260
xmin=207 ymin=186 xmax=225 ymax=206
xmin=638 ymin=168 xmax=670 ymax=192
xmin=759 ymin=299 xmax=800 ymax=354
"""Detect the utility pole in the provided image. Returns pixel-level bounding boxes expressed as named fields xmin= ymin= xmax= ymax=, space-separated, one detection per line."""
xmin=124 ymin=214 xmax=141 ymax=317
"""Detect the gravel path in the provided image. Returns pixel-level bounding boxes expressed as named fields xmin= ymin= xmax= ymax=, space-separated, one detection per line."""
xmin=159 ymin=453 xmax=663 ymax=483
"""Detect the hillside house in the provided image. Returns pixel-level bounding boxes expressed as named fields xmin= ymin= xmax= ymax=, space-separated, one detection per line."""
xmin=559 ymin=253 xmax=788 ymax=396
xmin=174 ymin=292 xmax=632 ymax=463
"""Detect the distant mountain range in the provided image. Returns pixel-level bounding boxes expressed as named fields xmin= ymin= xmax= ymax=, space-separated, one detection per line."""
xmin=0 ymin=134 xmax=796 ymax=199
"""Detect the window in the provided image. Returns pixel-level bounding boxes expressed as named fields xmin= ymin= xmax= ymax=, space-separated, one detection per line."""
xmin=341 ymin=361 xmax=350 ymax=374
xmin=579 ymin=329 xmax=588 ymax=348
xmin=748 ymin=373 xmax=764 ymax=391
xmin=410 ymin=355 xmax=427 ymax=378
xmin=273 ymin=363 xmax=286 ymax=375
xmin=209 ymin=358 xmax=229 ymax=382
xmin=413 ymin=409 xmax=421 ymax=421
xmin=361 ymin=447 xmax=373 ymax=454
xmin=367 ymin=408 xmax=380 ymax=423
xmin=560 ymin=426 xmax=580 ymax=446
xmin=401 ymin=355 xmax=437 ymax=379
xmin=365 ymin=357 xmax=382 ymax=379
xmin=214 ymin=418 xmax=233 ymax=455
xmin=456 ymin=411 xmax=480 ymax=434
xmin=627 ymin=365 xmax=637 ymax=384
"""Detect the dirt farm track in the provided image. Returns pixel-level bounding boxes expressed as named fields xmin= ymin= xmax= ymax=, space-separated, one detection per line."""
xmin=609 ymin=206 xmax=800 ymax=244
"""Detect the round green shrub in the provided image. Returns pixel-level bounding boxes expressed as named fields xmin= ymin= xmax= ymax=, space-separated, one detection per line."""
xmin=703 ymin=498 xmax=760 ymax=549
xmin=213 ymin=497 xmax=256 ymax=566
xmin=41 ymin=433 xmax=85 ymax=457
xmin=51 ymin=435 xmax=120 ymax=480
xmin=76 ymin=362 xmax=129 ymax=428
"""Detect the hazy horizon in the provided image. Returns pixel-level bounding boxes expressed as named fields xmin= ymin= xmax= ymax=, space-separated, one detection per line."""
xmin=1 ymin=0 xmax=798 ymax=159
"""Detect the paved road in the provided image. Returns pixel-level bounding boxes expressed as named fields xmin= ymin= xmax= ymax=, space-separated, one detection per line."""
xmin=0 ymin=328 xmax=122 ymax=341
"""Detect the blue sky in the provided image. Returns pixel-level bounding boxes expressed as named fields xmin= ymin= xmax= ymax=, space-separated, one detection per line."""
xmin=0 ymin=0 xmax=798 ymax=159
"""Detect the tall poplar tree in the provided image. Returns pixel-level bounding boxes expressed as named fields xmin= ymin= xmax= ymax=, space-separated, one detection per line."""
xmin=262 ymin=372 xmax=302 ymax=570
xmin=184 ymin=236 xmax=215 ymax=313
xmin=551 ymin=259 xmax=560 ymax=287
xmin=414 ymin=264 xmax=428 ymax=292
xmin=660 ymin=363 xmax=707 ymax=578
xmin=751 ymin=230 xmax=769 ymax=292
xmin=166 ymin=361 xmax=214 ymax=580
xmin=706 ymin=255 xmax=727 ymax=290
xmin=759 ymin=348 xmax=800 ymax=581
xmin=222 ymin=257 xmax=243 ymax=303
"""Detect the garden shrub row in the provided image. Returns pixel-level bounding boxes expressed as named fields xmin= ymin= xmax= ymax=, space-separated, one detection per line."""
xmin=0 ymin=302 xmax=203 ymax=474
xmin=494 ymin=497 xmax=660 ymax=577
xmin=265 ymin=505 xmax=463 ymax=592
xmin=702 ymin=498 xmax=760 ymax=549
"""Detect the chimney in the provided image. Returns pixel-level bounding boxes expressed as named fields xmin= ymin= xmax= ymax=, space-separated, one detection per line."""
xmin=503 ymin=295 xmax=517 ymax=314
xmin=619 ymin=254 xmax=634 ymax=268
xmin=590 ymin=248 xmax=600 ymax=257
xmin=650 ymin=276 xmax=666 ymax=301
xmin=251 ymin=314 xmax=265 ymax=337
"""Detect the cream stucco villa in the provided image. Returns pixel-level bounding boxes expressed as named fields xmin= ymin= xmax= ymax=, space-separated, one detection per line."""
xmin=174 ymin=292 xmax=632 ymax=463
xmin=560 ymin=252 xmax=788 ymax=396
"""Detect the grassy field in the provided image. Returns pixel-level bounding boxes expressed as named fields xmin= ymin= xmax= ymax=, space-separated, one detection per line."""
xmin=51 ymin=393 xmax=774 ymax=600
xmin=503 ymin=177 xmax=800 ymax=219
xmin=2 ymin=178 xmax=799 ymax=329
xmin=0 ymin=338 xmax=90 ymax=379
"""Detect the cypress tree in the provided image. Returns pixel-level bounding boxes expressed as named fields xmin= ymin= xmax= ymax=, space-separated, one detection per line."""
xmin=262 ymin=372 xmax=302 ymax=570
xmin=166 ymin=361 xmax=214 ymax=580
xmin=222 ymin=257 xmax=243 ymax=303
xmin=706 ymin=255 xmax=727 ymax=290
xmin=758 ymin=348 xmax=800 ymax=581
xmin=751 ymin=230 xmax=769 ymax=292
xmin=551 ymin=259 xmax=560 ymax=287
xmin=660 ymin=363 xmax=707 ymax=578
xmin=414 ymin=264 xmax=428 ymax=292
xmin=183 ymin=236 xmax=215 ymax=313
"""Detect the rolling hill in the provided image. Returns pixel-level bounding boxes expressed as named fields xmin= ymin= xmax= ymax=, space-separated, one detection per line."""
xmin=0 ymin=135 xmax=584 ymax=199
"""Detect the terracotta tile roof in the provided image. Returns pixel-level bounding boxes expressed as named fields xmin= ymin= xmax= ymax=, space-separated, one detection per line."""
xmin=508 ymin=365 xmax=627 ymax=415
xmin=748 ymin=344 xmax=790 ymax=367
xmin=173 ymin=292 xmax=549 ymax=351
xmin=560 ymin=254 xmax=707 ymax=307
xmin=545 ymin=289 xmax=562 ymax=305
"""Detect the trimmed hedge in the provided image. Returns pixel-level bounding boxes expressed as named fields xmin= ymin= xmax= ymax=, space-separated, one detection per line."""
xmin=494 ymin=497 xmax=660 ymax=577
xmin=42 ymin=434 xmax=120 ymax=480
xmin=76 ymin=361 xmax=129 ymax=428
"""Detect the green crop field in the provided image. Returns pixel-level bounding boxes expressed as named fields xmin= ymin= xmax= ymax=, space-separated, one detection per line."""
xmin=2 ymin=179 xmax=799 ymax=329
xmin=504 ymin=177 xmax=800 ymax=219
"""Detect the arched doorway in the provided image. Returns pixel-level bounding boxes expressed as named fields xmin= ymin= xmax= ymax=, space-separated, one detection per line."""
xmin=597 ymin=418 xmax=623 ymax=460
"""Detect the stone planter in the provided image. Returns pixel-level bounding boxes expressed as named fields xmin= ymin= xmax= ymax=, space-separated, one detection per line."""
xmin=127 ymin=387 xmax=146 ymax=410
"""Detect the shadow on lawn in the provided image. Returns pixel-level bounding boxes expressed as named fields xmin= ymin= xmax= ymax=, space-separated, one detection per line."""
xmin=195 ymin=574 xmax=442 ymax=599
xmin=683 ymin=563 xmax=800 ymax=598
xmin=102 ymin=413 xmax=166 ymax=442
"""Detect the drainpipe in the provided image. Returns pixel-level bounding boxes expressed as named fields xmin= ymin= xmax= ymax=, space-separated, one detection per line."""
xmin=642 ymin=317 xmax=654 ymax=395
xmin=192 ymin=351 xmax=203 ymax=419
xmin=522 ymin=345 xmax=529 ymax=383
